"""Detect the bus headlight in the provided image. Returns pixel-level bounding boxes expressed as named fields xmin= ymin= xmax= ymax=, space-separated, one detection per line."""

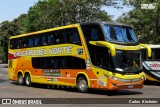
xmin=105 ymin=74 xmax=118 ymax=80
xmin=115 ymin=68 xmax=123 ymax=72
xmin=104 ymin=74 xmax=144 ymax=82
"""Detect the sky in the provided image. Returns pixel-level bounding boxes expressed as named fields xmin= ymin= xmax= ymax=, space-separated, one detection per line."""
xmin=103 ymin=6 xmax=133 ymax=20
xmin=0 ymin=0 xmax=133 ymax=23
xmin=0 ymin=0 xmax=38 ymax=23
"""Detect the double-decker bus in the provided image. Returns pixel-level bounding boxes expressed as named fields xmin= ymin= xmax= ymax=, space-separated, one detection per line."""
xmin=142 ymin=44 xmax=160 ymax=82
xmin=8 ymin=22 xmax=147 ymax=93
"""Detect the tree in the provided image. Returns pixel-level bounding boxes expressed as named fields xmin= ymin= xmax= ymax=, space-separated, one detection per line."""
xmin=23 ymin=0 xmax=112 ymax=32
xmin=117 ymin=0 xmax=160 ymax=43
xmin=0 ymin=0 xmax=128 ymax=62
xmin=0 ymin=14 xmax=26 ymax=62
xmin=0 ymin=46 xmax=5 ymax=62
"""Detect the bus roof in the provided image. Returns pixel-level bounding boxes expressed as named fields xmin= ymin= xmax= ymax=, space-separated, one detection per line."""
xmin=9 ymin=24 xmax=79 ymax=39
xmin=80 ymin=21 xmax=131 ymax=27
xmin=10 ymin=21 xmax=131 ymax=39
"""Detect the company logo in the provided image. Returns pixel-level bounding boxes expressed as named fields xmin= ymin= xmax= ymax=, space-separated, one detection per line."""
xmin=150 ymin=63 xmax=160 ymax=67
xmin=1 ymin=99 xmax=42 ymax=104
xmin=2 ymin=99 xmax=11 ymax=104
xmin=97 ymin=80 xmax=106 ymax=86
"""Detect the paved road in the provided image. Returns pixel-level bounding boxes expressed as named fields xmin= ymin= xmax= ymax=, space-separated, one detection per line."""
xmin=0 ymin=64 xmax=160 ymax=107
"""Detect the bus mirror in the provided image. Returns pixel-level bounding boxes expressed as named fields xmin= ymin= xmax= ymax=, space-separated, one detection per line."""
xmin=89 ymin=41 xmax=116 ymax=57
xmin=140 ymin=44 xmax=152 ymax=57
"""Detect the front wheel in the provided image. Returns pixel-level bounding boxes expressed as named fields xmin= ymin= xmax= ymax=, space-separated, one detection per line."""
xmin=77 ymin=77 xmax=88 ymax=93
xmin=25 ymin=74 xmax=32 ymax=86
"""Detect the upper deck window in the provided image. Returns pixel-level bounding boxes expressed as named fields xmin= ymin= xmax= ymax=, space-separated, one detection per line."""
xmin=81 ymin=24 xmax=105 ymax=41
xmin=10 ymin=28 xmax=82 ymax=49
xmin=103 ymin=25 xmax=138 ymax=43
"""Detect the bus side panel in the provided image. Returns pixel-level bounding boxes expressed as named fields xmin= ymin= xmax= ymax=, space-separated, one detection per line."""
xmin=143 ymin=61 xmax=160 ymax=82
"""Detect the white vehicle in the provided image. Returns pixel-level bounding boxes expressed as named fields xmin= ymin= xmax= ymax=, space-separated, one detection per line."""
xmin=141 ymin=44 xmax=160 ymax=82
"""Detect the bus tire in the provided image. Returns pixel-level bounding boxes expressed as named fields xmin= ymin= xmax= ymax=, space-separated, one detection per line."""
xmin=17 ymin=73 xmax=24 ymax=85
xmin=77 ymin=77 xmax=88 ymax=93
xmin=25 ymin=73 xmax=32 ymax=87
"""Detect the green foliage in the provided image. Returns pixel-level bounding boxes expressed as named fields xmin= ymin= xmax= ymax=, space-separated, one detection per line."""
xmin=0 ymin=46 xmax=5 ymax=62
xmin=117 ymin=0 xmax=160 ymax=44
xmin=0 ymin=0 xmax=124 ymax=62
xmin=23 ymin=0 xmax=112 ymax=32
xmin=0 ymin=14 xmax=26 ymax=62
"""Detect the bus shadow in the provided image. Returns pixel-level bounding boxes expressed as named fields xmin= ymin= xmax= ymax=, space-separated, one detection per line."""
xmin=144 ymin=80 xmax=160 ymax=86
xmin=88 ymin=89 xmax=143 ymax=96
xmin=11 ymin=82 xmax=143 ymax=96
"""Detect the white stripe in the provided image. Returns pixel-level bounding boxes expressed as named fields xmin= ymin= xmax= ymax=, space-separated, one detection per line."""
xmin=143 ymin=62 xmax=150 ymax=70
xmin=151 ymin=71 xmax=160 ymax=78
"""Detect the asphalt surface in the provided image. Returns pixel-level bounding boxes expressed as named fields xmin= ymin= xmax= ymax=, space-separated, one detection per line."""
xmin=0 ymin=64 xmax=160 ymax=107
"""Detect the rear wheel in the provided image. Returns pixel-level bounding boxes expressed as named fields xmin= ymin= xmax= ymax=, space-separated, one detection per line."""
xmin=77 ymin=77 xmax=88 ymax=93
xmin=25 ymin=73 xmax=32 ymax=86
xmin=17 ymin=73 xmax=24 ymax=85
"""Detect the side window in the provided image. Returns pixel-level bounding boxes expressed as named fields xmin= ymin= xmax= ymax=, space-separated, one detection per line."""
xmin=34 ymin=36 xmax=40 ymax=46
xmin=32 ymin=57 xmax=43 ymax=69
xmin=50 ymin=34 xmax=55 ymax=45
xmin=70 ymin=29 xmax=81 ymax=45
xmin=32 ymin=56 xmax=86 ymax=69
xmin=18 ymin=38 xmax=23 ymax=48
xmin=91 ymin=29 xmax=98 ymax=40
xmin=52 ymin=57 xmax=59 ymax=68
xmin=141 ymin=49 xmax=147 ymax=60
xmin=47 ymin=33 xmax=52 ymax=45
xmin=23 ymin=37 xmax=28 ymax=48
xmin=62 ymin=31 xmax=67 ymax=43
xmin=42 ymin=57 xmax=50 ymax=68
xmin=10 ymin=39 xmax=14 ymax=49
xmin=41 ymin=33 xmax=54 ymax=46
xmin=14 ymin=39 xmax=19 ymax=49
xmin=72 ymin=57 xmax=86 ymax=69
xmin=154 ymin=49 xmax=160 ymax=60
xmin=110 ymin=26 xmax=117 ymax=40
xmin=28 ymin=35 xmax=40 ymax=47
xmin=81 ymin=25 xmax=105 ymax=41
xmin=51 ymin=57 xmax=65 ymax=69
xmin=29 ymin=36 xmax=34 ymax=47
xmin=42 ymin=35 xmax=48 ymax=46
xmin=54 ymin=31 xmax=62 ymax=44
xmin=10 ymin=38 xmax=28 ymax=49
xmin=47 ymin=33 xmax=55 ymax=45
xmin=65 ymin=56 xmax=86 ymax=69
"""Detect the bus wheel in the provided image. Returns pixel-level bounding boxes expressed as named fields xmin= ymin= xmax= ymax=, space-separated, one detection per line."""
xmin=77 ymin=77 xmax=88 ymax=93
xmin=18 ymin=73 xmax=24 ymax=85
xmin=25 ymin=73 xmax=32 ymax=86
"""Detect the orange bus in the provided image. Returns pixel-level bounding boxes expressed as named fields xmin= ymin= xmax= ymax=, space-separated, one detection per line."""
xmin=8 ymin=22 xmax=147 ymax=93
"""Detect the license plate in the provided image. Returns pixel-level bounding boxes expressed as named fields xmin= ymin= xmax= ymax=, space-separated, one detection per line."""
xmin=128 ymin=85 xmax=134 ymax=88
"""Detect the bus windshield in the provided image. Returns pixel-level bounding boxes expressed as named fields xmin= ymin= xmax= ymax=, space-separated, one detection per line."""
xmin=112 ymin=50 xmax=142 ymax=74
xmin=103 ymin=25 xmax=138 ymax=43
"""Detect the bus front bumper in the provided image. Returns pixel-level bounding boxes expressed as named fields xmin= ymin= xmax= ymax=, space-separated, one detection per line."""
xmin=107 ymin=76 xmax=144 ymax=90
